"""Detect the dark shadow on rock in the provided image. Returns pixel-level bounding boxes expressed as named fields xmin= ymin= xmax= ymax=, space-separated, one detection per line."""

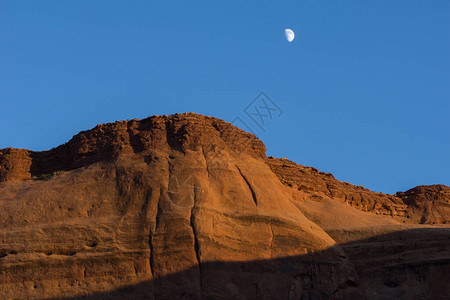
xmin=58 ymin=228 xmax=450 ymax=300
xmin=332 ymin=227 xmax=450 ymax=300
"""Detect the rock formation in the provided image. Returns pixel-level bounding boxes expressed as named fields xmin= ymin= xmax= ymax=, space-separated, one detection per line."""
xmin=267 ymin=157 xmax=449 ymax=224
xmin=0 ymin=113 xmax=448 ymax=299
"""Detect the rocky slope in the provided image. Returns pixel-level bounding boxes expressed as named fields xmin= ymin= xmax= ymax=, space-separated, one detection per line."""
xmin=266 ymin=158 xmax=450 ymax=300
xmin=0 ymin=113 xmax=448 ymax=299
xmin=267 ymin=157 xmax=449 ymax=224
xmin=0 ymin=114 xmax=360 ymax=299
xmin=396 ymin=185 xmax=450 ymax=224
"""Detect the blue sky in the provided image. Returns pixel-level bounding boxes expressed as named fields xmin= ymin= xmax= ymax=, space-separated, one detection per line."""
xmin=1 ymin=1 xmax=449 ymax=193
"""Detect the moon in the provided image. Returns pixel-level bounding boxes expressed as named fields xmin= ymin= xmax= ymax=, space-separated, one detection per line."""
xmin=284 ymin=29 xmax=295 ymax=42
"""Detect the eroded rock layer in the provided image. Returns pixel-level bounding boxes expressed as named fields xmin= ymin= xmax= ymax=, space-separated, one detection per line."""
xmin=0 ymin=114 xmax=360 ymax=299
xmin=267 ymin=157 xmax=449 ymax=224
xmin=0 ymin=113 xmax=448 ymax=300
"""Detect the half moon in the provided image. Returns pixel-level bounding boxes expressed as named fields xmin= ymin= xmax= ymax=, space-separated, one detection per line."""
xmin=284 ymin=29 xmax=295 ymax=42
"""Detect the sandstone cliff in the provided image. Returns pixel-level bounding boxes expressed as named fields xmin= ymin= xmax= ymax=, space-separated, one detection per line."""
xmin=0 ymin=113 xmax=448 ymax=299
xmin=267 ymin=157 xmax=449 ymax=224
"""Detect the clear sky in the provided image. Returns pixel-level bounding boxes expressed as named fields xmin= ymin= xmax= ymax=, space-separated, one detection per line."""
xmin=1 ymin=1 xmax=449 ymax=193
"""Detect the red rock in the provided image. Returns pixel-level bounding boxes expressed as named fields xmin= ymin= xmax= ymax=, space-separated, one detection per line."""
xmin=0 ymin=113 xmax=448 ymax=299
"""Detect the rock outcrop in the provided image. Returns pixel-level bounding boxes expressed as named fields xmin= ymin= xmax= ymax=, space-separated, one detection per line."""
xmin=267 ymin=157 xmax=449 ymax=224
xmin=396 ymin=185 xmax=450 ymax=224
xmin=0 ymin=113 xmax=448 ymax=299
xmin=0 ymin=113 xmax=360 ymax=299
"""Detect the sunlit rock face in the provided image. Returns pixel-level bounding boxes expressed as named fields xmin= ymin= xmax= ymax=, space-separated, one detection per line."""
xmin=0 ymin=113 xmax=448 ymax=299
xmin=0 ymin=113 xmax=360 ymax=299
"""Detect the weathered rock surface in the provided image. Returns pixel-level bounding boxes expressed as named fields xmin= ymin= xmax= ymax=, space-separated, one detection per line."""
xmin=266 ymin=158 xmax=450 ymax=300
xmin=396 ymin=185 xmax=450 ymax=224
xmin=0 ymin=114 xmax=360 ymax=299
xmin=267 ymin=157 xmax=449 ymax=224
xmin=337 ymin=227 xmax=450 ymax=300
xmin=0 ymin=113 xmax=448 ymax=299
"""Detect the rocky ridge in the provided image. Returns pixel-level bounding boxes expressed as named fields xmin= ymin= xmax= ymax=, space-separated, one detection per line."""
xmin=267 ymin=157 xmax=449 ymax=224
xmin=0 ymin=113 xmax=448 ymax=299
xmin=0 ymin=113 xmax=265 ymax=182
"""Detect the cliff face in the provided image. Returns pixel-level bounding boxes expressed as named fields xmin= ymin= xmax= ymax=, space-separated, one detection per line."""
xmin=396 ymin=185 xmax=450 ymax=224
xmin=0 ymin=113 xmax=448 ymax=300
xmin=0 ymin=148 xmax=32 ymax=182
xmin=267 ymin=157 xmax=449 ymax=224
xmin=0 ymin=114 xmax=360 ymax=299
xmin=265 ymin=158 xmax=450 ymax=300
xmin=0 ymin=114 xmax=266 ymax=182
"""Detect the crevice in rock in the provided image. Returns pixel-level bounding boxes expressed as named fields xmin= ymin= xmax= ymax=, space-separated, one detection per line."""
xmin=236 ymin=165 xmax=257 ymax=206
xmin=140 ymin=188 xmax=152 ymax=216
xmin=139 ymin=187 xmax=155 ymax=279
xmin=149 ymin=228 xmax=155 ymax=278
xmin=201 ymin=146 xmax=211 ymax=180
xmin=269 ymin=222 xmax=275 ymax=257
xmin=325 ymin=183 xmax=333 ymax=197
xmin=155 ymin=190 xmax=163 ymax=231
xmin=126 ymin=123 xmax=145 ymax=154
xmin=150 ymin=167 xmax=167 ymax=285
xmin=165 ymin=119 xmax=187 ymax=153
xmin=190 ymin=185 xmax=203 ymax=293
xmin=155 ymin=158 xmax=169 ymax=231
